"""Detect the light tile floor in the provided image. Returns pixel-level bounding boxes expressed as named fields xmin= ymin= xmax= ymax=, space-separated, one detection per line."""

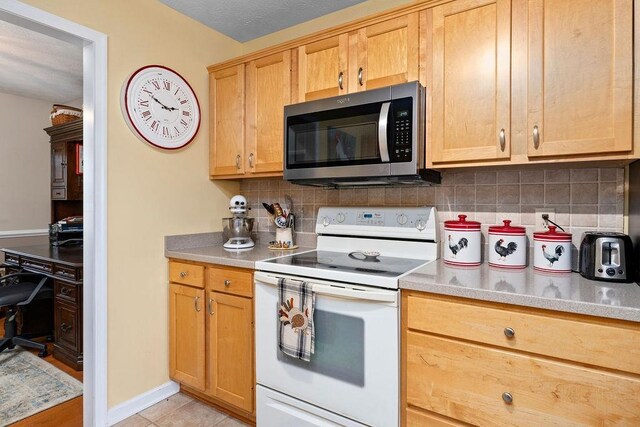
xmin=114 ymin=393 xmax=249 ymax=427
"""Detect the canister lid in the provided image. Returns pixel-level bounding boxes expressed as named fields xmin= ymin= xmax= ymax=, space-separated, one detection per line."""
xmin=444 ymin=214 xmax=481 ymax=230
xmin=488 ymin=220 xmax=525 ymax=235
xmin=533 ymin=225 xmax=572 ymax=241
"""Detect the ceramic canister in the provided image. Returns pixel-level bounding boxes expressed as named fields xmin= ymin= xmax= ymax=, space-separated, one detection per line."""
xmin=533 ymin=226 xmax=572 ymax=273
xmin=488 ymin=220 xmax=527 ymax=269
xmin=443 ymin=214 xmax=481 ymax=266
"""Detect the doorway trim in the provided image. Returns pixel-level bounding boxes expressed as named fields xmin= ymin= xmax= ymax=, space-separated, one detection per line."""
xmin=0 ymin=1 xmax=108 ymax=425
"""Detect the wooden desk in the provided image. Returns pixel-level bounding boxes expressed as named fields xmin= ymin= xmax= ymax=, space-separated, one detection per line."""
xmin=2 ymin=244 xmax=83 ymax=370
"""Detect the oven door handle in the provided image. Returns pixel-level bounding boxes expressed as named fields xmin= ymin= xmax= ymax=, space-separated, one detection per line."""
xmin=255 ymin=272 xmax=397 ymax=303
xmin=378 ymin=101 xmax=391 ymax=163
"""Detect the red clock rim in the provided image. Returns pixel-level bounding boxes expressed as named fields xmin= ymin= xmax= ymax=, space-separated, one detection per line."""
xmin=123 ymin=64 xmax=201 ymax=150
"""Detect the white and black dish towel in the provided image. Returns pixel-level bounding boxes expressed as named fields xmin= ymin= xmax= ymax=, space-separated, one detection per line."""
xmin=278 ymin=277 xmax=315 ymax=362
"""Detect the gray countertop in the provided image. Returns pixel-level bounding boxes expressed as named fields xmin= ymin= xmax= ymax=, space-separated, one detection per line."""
xmin=164 ymin=232 xmax=313 ymax=269
xmin=400 ymin=259 xmax=640 ymax=322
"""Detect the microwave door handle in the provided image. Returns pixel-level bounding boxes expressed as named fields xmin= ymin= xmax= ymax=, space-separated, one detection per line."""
xmin=378 ymin=102 xmax=391 ymax=162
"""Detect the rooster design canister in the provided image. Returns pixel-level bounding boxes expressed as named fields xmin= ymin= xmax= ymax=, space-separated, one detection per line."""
xmin=533 ymin=226 xmax=572 ymax=273
xmin=444 ymin=215 xmax=481 ymax=266
xmin=488 ymin=220 xmax=526 ymax=269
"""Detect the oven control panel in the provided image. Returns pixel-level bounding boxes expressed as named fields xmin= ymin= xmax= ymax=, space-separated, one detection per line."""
xmin=316 ymin=207 xmax=437 ymax=241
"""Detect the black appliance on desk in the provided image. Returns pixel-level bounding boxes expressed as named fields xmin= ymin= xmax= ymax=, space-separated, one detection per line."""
xmin=49 ymin=216 xmax=83 ymax=246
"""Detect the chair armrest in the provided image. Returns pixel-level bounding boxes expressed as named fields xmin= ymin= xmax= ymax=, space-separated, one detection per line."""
xmin=16 ymin=275 xmax=50 ymax=306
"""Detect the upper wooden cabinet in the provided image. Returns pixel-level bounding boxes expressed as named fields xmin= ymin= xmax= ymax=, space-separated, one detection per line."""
xmin=429 ymin=0 xmax=511 ymax=164
xmin=210 ymin=52 xmax=291 ymax=179
xmin=209 ymin=65 xmax=245 ymax=177
xmin=527 ymin=0 xmax=633 ymax=158
xmin=296 ymin=14 xmax=419 ymax=102
xmin=351 ymin=14 xmax=419 ymax=92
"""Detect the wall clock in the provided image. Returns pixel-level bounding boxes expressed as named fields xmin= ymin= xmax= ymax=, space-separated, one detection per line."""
xmin=120 ymin=65 xmax=201 ymax=150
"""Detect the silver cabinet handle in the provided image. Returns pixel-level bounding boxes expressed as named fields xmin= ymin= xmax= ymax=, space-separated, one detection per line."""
xmin=194 ymin=296 xmax=201 ymax=312
xmin=224 ymin=279 xmax=231 ymax=287
xmin=179 ymin=271 xmax=188 ymax=278
xmin=358 ymin=67 xmax=364 ymax=86
xmin=60 ymin=162 xmax=67 ymax=167
xmin=248 ymin=153 xmax=254 ymax=168
xmin=208 ymin=298 xmax=214 ymax=315
xmin=504 ymin=327 xmax=515 ymax=339
xmin=499 ymin=129 xmax=506 ymax=152
xmin=533 ymin=125 xmax=540 ymax=149
xmin=60 ymin=323 xmax=72 ymax=333
xmin=61 ymin=287 xmax=71 ymax=295
xmin=502 ymin=392 xmax=513 ymax=404
xmin=235 ymin=154 xmax=241 ymax=169
xmin=338 ymin=71 xmax=344 ymax=90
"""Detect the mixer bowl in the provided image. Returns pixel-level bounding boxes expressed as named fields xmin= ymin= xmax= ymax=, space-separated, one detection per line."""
xmin=223 ymin=217 xmax=255 ymax=241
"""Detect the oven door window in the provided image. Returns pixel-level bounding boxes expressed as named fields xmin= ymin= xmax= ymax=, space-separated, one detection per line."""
xmin=276 ymin=309 xmax=365 ymax=387
xmin=286 ymin=102 xmax=384 ymax=169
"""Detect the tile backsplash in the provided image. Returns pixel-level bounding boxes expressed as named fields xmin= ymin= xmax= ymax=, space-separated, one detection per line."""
xmin=240 ymin=167 xmax=625 ymax=250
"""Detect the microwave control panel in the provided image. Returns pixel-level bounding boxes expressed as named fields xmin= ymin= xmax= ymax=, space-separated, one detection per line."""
xmin=390 ymin=97 xmax=413 ymax=162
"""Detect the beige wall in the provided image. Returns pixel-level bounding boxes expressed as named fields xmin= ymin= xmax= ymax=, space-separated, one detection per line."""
xmin=0 ymin=92 xmax=51 ymax=232
xmin=21 ymin=0 xmax=242 ymax=407
xmin=242 ymin=0 xmax=414 ymax=53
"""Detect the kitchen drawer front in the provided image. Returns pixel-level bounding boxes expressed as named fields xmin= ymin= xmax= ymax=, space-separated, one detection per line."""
xmin=55 ymin=281 xmax=78 ymax=303
xmin=51 ymin=188 xmax=67 ymax=199
xmin=54 ymin=300 xmax=80 ymax=353
xmin=54 ymin=264 xmax=80 ymax=281
xmin=406 ymin=407 xmax=467 ymax=427
xmin=406 ymin=331 xmax=640 ymax=426
xmin=207 ymin=266 xmax=252 ymax=298
xmin=169 ymin=261 xmax=205 ymax=288
xmin=4 ymin=253 xmax=20 ymax=265
xmin=406 ymin=293 xmax=640 ymax=375
xmin=21 ymin=257 xmax=53 ymax=274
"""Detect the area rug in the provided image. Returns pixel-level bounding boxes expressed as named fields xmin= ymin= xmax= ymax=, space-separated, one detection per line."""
xmin=0 ymin=349 xmax=82 ymax=426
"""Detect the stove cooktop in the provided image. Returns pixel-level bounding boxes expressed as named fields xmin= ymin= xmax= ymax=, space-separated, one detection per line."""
xmin=258 ymin=250 xmax=432 ymax=288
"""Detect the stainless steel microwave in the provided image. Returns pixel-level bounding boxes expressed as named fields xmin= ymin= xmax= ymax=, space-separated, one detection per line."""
xmin=283 ymin=81 xmax=440 ymax=187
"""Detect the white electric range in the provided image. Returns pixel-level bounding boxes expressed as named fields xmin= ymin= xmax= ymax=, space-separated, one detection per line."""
xmin=254 ymin=206 xmax=439 ymax=427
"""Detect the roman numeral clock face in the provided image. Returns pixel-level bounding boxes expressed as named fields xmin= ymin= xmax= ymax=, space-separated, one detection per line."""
xmin=120 ymin=65 xmax=201 ymax=150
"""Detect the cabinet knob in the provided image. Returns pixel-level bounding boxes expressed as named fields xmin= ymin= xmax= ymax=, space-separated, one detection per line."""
xmin=194 ymin=296 xmax=201 ymax=312
xmin=224 ymin=279 xmax=231 ymax=287
xmin=60 ymin=323 xmax=72 ymax=333
xmin=208 ymin=298 xmax=214 ymax=315
xmin=533 ymin=125 xmax=540 ymax=149
xmin=248 ymin=153 xmax=254 ymax=168
xmin=60 ymin=162 xmax=67 ymax=167
xmin=502 ymin=392 xmax=513 ymax=404
xmin=499 ymin=128 xmax=506 ymax=152
xmin=358 ymin=67 xmax=364 ymax=86
xmin=338 ymin=71 xmax=344 ymax=90
xmin=235 ymin=154 xmax=241 ymax=169
xmin=179 ymin=271 xmax=188 ymax=278
xmin=504 ymin=327 xmax=515 ymax=339
xmin=61 ymin=287 xmax=71 ymax=295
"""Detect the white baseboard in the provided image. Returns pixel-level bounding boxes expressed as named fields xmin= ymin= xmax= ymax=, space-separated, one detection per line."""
xmin=0 ymin=229 xmax=48 ymax=238
xmin=107 ymin=381 xmax=180 ymax=425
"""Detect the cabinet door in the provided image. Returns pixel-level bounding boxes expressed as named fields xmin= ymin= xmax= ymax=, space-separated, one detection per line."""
xmin=207 ymin=291 xmax=253 ymax=412
xmin=430 ymin=0 xmax=511 ymax=163
xmin=352 ymin=13 xmax=419 ymax=91
xmin=246 ymin=51 xmax=291 ymax=175
xmin=169 ymin=283 xmax=206 ymax=391
xmin=527 ymin=0 xmax=632 ymax=157
xmin=297 ymin=34 xmax=348 ymax=102
xmin=210 ymin=65 xmax=245 ymax=177
xmin=51 ymin=142 xmax=67 ymax=188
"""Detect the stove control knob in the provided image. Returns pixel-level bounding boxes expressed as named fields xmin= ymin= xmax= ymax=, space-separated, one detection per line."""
xmin=416 ymin=219 xmax=426 ymax=231
xmin=321 ymin=216 xmax=331 ymax=227
xmin=397 ymin=213 xmax=408 ymax=225
xmin=336 ymin=212 xmax=346 ymax=223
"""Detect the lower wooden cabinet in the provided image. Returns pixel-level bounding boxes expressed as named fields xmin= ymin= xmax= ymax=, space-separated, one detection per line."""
xmin=169 ymin=260 xmax=255 ymax=418
xmin=402 ymin=291 xmax=640 ymax=426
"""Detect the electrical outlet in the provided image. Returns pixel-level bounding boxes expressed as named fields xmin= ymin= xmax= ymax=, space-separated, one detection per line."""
xmin=535 ymin=208 xmax=556 ymax=231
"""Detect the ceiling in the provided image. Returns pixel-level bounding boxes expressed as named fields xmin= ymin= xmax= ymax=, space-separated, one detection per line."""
xmin=0 ymin=19 xmax=82 ymax=103
xmin=158 ymin=0 xmax=367 ymax=42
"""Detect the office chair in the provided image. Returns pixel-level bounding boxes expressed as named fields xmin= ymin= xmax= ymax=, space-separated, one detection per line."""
xmin=0 ymin=271 xmax=54 ymax=357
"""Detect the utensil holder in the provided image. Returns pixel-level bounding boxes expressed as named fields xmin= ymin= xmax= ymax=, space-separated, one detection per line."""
xmin=275 ymin=227 xmax=293 ymax=246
